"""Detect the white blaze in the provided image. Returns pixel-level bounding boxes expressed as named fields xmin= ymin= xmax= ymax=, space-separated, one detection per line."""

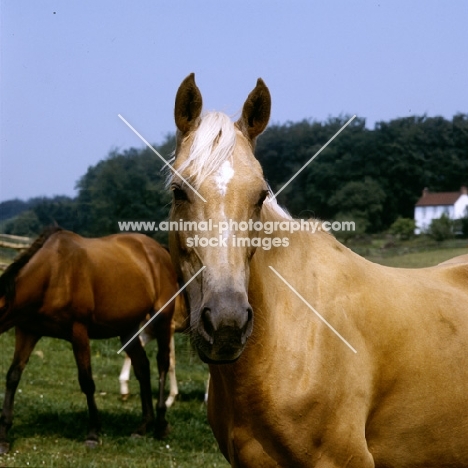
xmin=214 ymin=160 xmax=234 ymax=259
xmin=214 ymin=160 xmax=234 ymax=195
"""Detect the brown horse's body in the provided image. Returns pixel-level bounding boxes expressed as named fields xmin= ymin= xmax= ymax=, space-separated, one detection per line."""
xmin=168 ymin=74 xmax=468 ymax=467
xmin=0 ymin=228 xmax=177 ymax=453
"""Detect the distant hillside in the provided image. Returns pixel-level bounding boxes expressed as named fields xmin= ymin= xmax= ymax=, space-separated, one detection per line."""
xmin=0 ymin=196 xmax=76 ymax=237
xmin=0 ymin=198 xmax=37 ymax=222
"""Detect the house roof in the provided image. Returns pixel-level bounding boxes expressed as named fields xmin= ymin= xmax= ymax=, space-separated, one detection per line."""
xmin=415 ymin=191 xmax=463 ymax=207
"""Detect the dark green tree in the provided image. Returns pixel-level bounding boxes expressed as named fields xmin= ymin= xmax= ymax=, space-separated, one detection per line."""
xmin=3 ymin=210 xmax=41 ymax=237
xmin=328 ymin=178 xmax=386 ymax=233
xmin=75 ymin=138 xmax=174 ymax=243
xmin=389 ymin=218 xmax=416 ymax=240
xmin=428 ymin=214 xmax=454 ymax=242
xmin=32 ymin=196 xmax=79 ymax=231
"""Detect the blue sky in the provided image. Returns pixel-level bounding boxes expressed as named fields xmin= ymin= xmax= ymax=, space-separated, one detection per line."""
xmin=1 ymin=1 xmax=467 ymax=202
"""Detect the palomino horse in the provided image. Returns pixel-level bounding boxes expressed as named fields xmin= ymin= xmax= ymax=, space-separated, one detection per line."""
xmin=168 ymin=73 xmax=468 ymax=467
xmin=119 ymin=292 xmax=189 ymax=406
xmin=0 ymin=228 xmax=176 ymax=453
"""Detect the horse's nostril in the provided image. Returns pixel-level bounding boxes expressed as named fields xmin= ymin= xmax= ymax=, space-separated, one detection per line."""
xmin=247 ymin=307 xmax=253 ymax=324
xmin=242 ymin=307 xmax=253 ymax=331
xmin=201 ymin=308 xmax=215 ymax=343
xmin=241 ymin=307 xmax=254 ymax=345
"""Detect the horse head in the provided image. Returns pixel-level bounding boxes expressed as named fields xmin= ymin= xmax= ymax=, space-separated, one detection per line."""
xmin=169 ymin=73 xmax=271 ymax=363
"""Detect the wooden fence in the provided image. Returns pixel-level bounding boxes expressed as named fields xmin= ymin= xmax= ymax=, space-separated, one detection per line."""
xmin=0 ymin=234 xmax=32 ymax=271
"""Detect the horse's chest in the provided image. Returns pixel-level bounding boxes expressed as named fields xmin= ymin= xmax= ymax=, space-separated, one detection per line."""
xmin=213 ymin=389 xmax=314 ymax=465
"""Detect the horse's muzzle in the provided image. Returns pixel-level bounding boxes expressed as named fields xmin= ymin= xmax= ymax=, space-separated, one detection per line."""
xmin=195 ymin=298 xmax=253 ymax=363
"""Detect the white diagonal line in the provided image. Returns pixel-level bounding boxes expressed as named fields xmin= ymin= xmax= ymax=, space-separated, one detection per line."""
xmin=269 ymin=266 xmax=357 ymax=353
xmin=272 ymin=115 xmax=356 ymax=199
xmin=118 ymin=114 xmax=207 ymax=203
xmin=117 ymin=266 xmax=206 ymax=354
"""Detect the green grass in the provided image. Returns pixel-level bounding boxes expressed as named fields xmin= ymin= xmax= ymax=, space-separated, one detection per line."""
xmin=347 ymin=235 xmax=468 ymax=268
xmin=366 ymin=247 xmax=468 ymax=268
xmin=0 ymin=333 xmax=228 ymax=468
xmin=349 ymin=235 xmax=467 ymax=257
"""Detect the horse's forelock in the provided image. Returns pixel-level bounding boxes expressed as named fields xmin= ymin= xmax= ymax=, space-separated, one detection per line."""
xmin=171 ymin=112 xmax=237 ymax=189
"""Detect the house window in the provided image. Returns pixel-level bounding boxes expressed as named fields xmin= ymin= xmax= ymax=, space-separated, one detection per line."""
xmin=422 ymin=207 xmax=426 ymax=218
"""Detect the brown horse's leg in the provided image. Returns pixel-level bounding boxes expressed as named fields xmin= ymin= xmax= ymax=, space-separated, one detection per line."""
xmin=120 ymin=333 xmax=155 ymax=437
xmin=70 ymin=322 xmax=100 ymax=448
xmin=0 ymin=327 xmax=40 ymax=454
xmin=153 ymin=314 xmax=172 ymax=438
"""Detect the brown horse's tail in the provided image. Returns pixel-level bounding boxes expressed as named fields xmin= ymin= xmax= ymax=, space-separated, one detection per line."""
xmin=0 ymin=226 xmax=62 ymax=314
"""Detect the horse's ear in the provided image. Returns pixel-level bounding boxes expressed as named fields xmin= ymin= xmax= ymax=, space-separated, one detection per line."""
xmin=174 ymin=73 xmax=203 ymax=134
xmin=237 ymin=78 xmax=271 ymax=142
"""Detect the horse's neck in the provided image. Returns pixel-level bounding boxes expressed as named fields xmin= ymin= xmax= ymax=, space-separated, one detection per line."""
xmin=212 ymin=228 xmax=362 ymax=398
xmin=254 ymin=210 xmax=352 ymax=280
xmin=248 ymin=226 xmax=362 ymax=344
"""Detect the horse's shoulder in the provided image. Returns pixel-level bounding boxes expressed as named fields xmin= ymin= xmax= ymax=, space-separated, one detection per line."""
xmin=40 ymin=229 xmax=87 ymax=255
xmin=16 ymin=230 xmax=82 ymax=276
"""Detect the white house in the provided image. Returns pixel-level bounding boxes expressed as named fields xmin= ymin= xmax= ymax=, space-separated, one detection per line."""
xmin=414 ymin=186 xmax=468 ymax=234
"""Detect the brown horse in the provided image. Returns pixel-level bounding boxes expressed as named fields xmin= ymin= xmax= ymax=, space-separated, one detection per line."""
xmin=0 ymin=228 xmax=176 ymax=453
xmin=168 ymin=73 xmax=468 ymax=467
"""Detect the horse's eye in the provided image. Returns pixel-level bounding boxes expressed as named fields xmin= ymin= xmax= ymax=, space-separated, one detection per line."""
xmin=256 ymin=190 xmax=268 ymax=208
xmin=172 ymin=187 xmax=188 ymax=202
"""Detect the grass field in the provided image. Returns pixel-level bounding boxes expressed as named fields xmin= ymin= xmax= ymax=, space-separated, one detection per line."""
xmin=1 ymin=240 xmax=467 ymax=467
xmin=0 ymin=334 xmax=228 ymax=468
xmin=366 ymin=247 xmax=468 ymax=268
xmin=351 ymin=237 xmax=468 ymax=268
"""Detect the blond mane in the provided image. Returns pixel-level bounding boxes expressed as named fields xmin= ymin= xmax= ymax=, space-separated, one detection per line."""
xmin=262 ymin=194 xmax=292 ymax=221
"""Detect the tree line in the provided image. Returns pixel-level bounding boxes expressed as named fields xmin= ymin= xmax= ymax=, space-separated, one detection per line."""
xmin=1 ymin=113 xmax=467 ymax=241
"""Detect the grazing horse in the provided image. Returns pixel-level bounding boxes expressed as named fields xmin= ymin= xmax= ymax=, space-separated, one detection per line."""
xmin=167 ymin=73 xmax=468 ymax=467
xmin=119 ymin=292 xmax=189 ymax=406
xmin=0 ymin=228 xmax=176 ymax=454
